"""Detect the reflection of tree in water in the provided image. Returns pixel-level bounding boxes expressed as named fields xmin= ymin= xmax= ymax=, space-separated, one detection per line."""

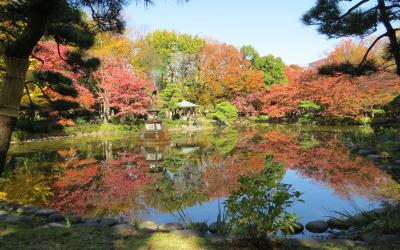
xmin=254 ymin=128 xmax=400 ymax=201
xmin=48 ymin=142 xmax=154 ymax=217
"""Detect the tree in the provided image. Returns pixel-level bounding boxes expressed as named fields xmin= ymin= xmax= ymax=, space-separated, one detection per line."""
xmin=240 ymin=45 xmax=288 ymax=86
xmin=0 ymin=0 xmax=153 ymax=174
xmin=91 ymin=57 xmax=154 ymax=122
xmin=200 ymin=42 xmax=264 ymax=103
xmin=302 ymin=0 xmax=400 ymax=75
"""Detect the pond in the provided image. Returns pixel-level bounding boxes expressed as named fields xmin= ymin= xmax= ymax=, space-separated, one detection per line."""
xmin=3 ymin=125 xmax=400 ymax=233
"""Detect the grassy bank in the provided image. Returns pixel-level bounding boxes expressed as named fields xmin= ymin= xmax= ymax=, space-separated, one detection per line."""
xmin=0 ymin=222 xmax=230 ymax=250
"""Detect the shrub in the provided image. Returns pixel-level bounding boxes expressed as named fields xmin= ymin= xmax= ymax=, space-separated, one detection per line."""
xmin=224 ymin=155 xmax=302 ymax=246
xmin=207 ymin=102 xmax=238 ymax=123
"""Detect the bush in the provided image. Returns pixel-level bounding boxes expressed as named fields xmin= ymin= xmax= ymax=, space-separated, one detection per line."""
xmin=224 ymin=155 xmax=302 ymax=246
xmin=207 ymin=102 xmax=238 ymax=124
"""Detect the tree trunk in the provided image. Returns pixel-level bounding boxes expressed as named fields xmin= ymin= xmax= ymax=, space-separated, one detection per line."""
xmin=378 ymin=0 xmax=400 ymax=75
xmin=0 ymin=57 xmax=30 ymax=175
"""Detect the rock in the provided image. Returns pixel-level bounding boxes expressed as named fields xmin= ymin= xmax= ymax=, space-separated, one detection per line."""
xmin=358 ymin=148 xmax=375 ymax=155
xmin=191 ymin=222 xmax=209 ymax=234
xmin=22 ymin=206 xmax=38 ymax=215
xmin=0 ymin=210 xmax=9 ymax=216
xmin=305 ymin=220 xmax=329 ymax=233
xmin=69 ymin=215 xmax=82 ymax=224
xmin=138 ymin=220 xmax=158 ymax=231
xmin=360 ymin=231 xmax=381 ymax=242
xmin=349 ymin=214 xmax=371 ymax=225
xmin=394 ymin=159 xmax=400 ymax=165
xmin=169 ymin=229 xmax=200 ymax=237
xmin=73 ymin=222 xmax=104 ymax=229
xmin=112 ymin=224 xmax=140 ymax=237
xmin=366 ymin=154 xmax=381 ymax=160
xmin=369 ymin=234 xmax=400 ymax=245
xmin=158 ymin=222 xmax=184 ymax=232
xmin=45 ymin=222 xmax=65 ymax=228
xmin=84 ymin=217 xmax=101 ymax=223
xmin=4 ymin=202 xmax=21 ymax=211
xmin=0 ymin=214 xmax=34 ymax=226
xmin=35 ymin=208 xmax=57 ymax=217
xmin=46 ymin=213 xmax=64 ymax=223
xmin=327 ymin=218 xmax=351 ymax=230
xmin=101 ymin=217 xmax=119 ymax=227
xmin=283 ymin=238 xmax=363 ymax=249
xmin=208 ymin=222 xmax=218 ymax=234
xmin=336 ymin=229 xmax=360 ymax=240
xmin=367 ymin=207 xmax=386 ymax=215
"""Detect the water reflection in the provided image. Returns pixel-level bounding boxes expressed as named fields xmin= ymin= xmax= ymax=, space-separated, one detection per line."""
xmin=3 ymin=126 xmax=400 ymax=223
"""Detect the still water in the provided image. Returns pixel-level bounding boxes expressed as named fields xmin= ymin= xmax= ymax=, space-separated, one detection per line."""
xmin=3 ymin=125 xmax=400 ymax=226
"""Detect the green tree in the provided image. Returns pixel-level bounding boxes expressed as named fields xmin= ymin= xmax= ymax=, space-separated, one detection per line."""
xmin=240 ymin=45 xmax=260 ymax=64
xmin=255 ymin=55 xmax=288 ymax=86
xmin=144 ymin=30 xmax=205 ymax=87
xmin=303 ymin=0 xmax=400 ymax=76
xmin=0 ymin=0 xmax=153 ymax=174
xmin=160 ymin=82 xmax=184 ymax=109
xmin=240 ymin=46 xmax=287 ymax=86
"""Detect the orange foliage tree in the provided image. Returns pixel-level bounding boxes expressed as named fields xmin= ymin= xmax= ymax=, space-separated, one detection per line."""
xmin=199 ymin=42 xmax=264 ymax=105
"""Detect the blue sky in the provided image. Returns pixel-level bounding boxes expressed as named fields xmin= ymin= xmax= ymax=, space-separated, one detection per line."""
xmin=124 ymin=0 xmax=344 ymax=66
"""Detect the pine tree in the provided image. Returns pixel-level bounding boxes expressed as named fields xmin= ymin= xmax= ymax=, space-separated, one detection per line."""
xmin=303 ymin=0 xmax=400 ymax=76
xmin=0 ymin=0 xmax=154 ymax=175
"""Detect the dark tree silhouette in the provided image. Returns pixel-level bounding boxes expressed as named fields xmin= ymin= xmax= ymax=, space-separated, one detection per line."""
xmin=303 ymin=0 xmax=400 ymax=76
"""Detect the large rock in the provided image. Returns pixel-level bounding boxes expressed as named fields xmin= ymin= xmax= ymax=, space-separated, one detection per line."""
xmin=169 ymin=229 xmax=200 ymax=237
xmin=327 ymin=218 xmax=351 ymax=230
xmin=35 ymin=208 xmax=57 ymax=217
xmin=305 ymin=220 xmax=329 ymax=233
xmin=158 ymin=222 xmax=184 ymax=232
xmin=101 ymin=217 xmax=119 ymax=227
xmin=46 ymin=213 xmax=65 ymax=223
xmin=138 ymin=220 xmax=158 ymax=231
xmin=112 ymin=224 xmax=140 ymax=237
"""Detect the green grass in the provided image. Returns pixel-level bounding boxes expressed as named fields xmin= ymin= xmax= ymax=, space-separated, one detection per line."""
xmin=0 ymin=223 xmax=233 ymax=250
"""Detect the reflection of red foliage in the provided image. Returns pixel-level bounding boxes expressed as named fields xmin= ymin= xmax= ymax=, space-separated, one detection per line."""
xmin=203 ymin=152 xmax=266 ymax=199
xmin=48 ymin=151 xmax=154 ymax=216
xmin=257 ymin=129 xmax=393 ymax=200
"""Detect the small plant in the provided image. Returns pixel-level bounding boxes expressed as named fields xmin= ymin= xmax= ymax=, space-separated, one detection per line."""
xmin=224 ymin=155 xmax=303 ymax=247
xmin=65 ymin=213 xmax=72 ymax=229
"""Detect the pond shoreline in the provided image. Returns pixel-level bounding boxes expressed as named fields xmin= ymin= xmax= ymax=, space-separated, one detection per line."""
xmin=0 ymin=201 xmax=399 ymax=249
